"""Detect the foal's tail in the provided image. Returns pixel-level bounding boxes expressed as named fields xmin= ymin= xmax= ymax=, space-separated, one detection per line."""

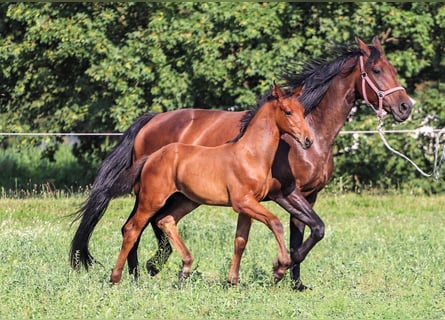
xmin=69 ymin=112 xmax=156 ymax=271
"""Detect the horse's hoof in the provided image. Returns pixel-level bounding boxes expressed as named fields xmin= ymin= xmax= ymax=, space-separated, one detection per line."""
xmin=146 ymin=260 xmax=161 ymax=277
xmin=272 ymin=258 xmax=287 ymax=283
xmin=292 ymin=279 xmax=311 ymax=292
xmin=227 ymin=278 xmax=239 ymax=286
xmin=178 ymin=271 xmax=190 ymax=282
xmin=273 ymin=272 xmax=285 ymax=284
xmin=129 ymin=267 xmax=140 ymax=281
xmin=109 ymin=273 xmax=121 ymax=285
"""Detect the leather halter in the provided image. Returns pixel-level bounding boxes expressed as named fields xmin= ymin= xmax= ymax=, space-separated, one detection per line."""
xmin=359 ymin=55 xmax=405 ymax=118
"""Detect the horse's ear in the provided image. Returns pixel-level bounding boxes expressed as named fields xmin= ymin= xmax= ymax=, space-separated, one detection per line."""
xmin=291 ymin=86 xmax=303 ymax=98
xmin=372 ymin=36 xmax=385 ymax=55
xmin=355 ymin=36 xmax=370 ymax=57
xmin=272 ymin=82 xmax=285 ymax=100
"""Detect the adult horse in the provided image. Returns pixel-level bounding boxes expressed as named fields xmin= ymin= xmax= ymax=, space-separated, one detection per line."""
xmin=70 ymin=37 xmax=414 ymax=290
xmin=109 ymin=84 xmax=312 ymax=284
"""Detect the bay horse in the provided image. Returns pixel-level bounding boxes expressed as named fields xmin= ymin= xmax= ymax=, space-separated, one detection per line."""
xmin=108 ymin=84 xmax=313 ymax=284
xmin=70 ymin=37 xmax=414 ymax=289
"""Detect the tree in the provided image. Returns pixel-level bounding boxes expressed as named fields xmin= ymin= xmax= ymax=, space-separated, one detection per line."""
xmin=0 ymin=3 xmax=443 ymax=191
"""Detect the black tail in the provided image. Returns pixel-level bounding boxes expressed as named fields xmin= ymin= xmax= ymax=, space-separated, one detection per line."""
xmin=70 ymin=112 xmax=157 ymax=271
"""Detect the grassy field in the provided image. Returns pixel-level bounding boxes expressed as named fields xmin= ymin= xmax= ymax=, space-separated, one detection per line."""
xmin=0 ymin=192 xmax=444 ymax=319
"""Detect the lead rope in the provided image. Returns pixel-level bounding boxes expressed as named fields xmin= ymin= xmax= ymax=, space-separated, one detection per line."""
xmin=376 ymin=117 xmax=445 ymax=181
xmin=359 ymin=54 xmax=445 ymax=180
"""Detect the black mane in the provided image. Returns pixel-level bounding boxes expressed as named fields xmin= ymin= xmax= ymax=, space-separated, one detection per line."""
xmin=279 ymin=42 xmax=381 ymax=115
xmin=229 ymin=41 xmax=381 ymax=142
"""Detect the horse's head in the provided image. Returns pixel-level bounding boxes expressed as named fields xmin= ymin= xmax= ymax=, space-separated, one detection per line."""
xmin=356 ymin=36 xmax=414 ymax=122
xmin=272 ymin=84 xmax=313 ymax=149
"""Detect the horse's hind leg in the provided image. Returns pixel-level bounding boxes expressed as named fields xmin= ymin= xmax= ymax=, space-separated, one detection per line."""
xmin=145 ymin=220 xmax=172 ymax=276
xmin=124 ymin=196 xmax=142 ymax=279
xmin=227 ymin=213 xmax=252 ymax=285
xmin=111 ymin=205 xmax=155 ymax=284
xmin=111 ymin=186 xmax=169 ymax=284
xmin=155 ymin=214 xmax=195 ymax=281
xmin=146 ymin=194 xmax=200 ymax=276
xmin=125 ymin=196 xmax=156 ymax=280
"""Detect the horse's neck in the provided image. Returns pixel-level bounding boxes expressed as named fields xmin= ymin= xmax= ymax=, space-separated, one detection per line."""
xmin=307 ymin=70 xmax=358 ymax=148
xmin=235 ymin=104 xmax=280 ymax=164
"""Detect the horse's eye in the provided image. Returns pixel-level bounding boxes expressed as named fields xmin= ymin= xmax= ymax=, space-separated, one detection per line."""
xmin=372 ymin=68 xmax=381 ymax=75
xmin=284 ymin=110 xmax=292 ymax=116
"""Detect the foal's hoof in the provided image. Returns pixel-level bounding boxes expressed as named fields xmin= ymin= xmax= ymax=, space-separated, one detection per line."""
xmin=109 ymin=273 xmax=122 ymax=285
xmin=272 ymin=259 xmax=287 ymax=283
xmin=146 ymin=259 xmax=161 ymax=277
xmin=227 ymin=278 xmax=239 ymax=287
xmin=227 ymin=281 xmax=238 ymax=287
xmin=178 ymin=270 xmax=191 ymax=282
xmin=292 ymin=278 xmax=311 ymax=292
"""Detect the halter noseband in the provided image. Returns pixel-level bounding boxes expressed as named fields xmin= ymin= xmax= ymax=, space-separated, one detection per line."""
xmin=359 ymin=55 xmax=405 ymax=118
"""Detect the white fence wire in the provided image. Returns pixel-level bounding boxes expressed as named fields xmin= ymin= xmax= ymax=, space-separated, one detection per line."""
xmin=0 ymin=129 xmax=444 ymax=136
xmin=1 ymin=128 xmax=444 ymax=180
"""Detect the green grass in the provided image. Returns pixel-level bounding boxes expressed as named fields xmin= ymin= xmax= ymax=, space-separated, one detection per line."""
xmin=0 ymin=192 xmax=444 ymax=319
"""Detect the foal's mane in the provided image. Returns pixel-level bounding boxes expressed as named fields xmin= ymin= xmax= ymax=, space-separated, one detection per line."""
xmin=280 ymin=42 xmax=381 ymax=115
xmin=228 ymin=92 xmax=277 ymax=143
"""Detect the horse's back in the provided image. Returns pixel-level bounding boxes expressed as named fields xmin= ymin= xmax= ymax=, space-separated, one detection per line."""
xmin=133 ymin=109 xmax=244 ymax=160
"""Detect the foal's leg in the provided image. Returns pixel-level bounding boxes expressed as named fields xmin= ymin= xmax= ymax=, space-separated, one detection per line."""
xmin=146 ymin=194 xmax=200 ymax=276
xmin=227 ymin=213 xmax=252 ymax=285
xmin=145 ymin=220 xmax=172 ymax=276
xmin=111 ymin=203 xmax=156 ymax=284
xmin=156 ymin=214 xmax=195 ymax=281
xmin=232 ymin=196 xmax=291 ymax=283
xmin=125 ymin=197 xmax=142 ymax=279
xmin=111 ymin=182 xmax=171 ymax=284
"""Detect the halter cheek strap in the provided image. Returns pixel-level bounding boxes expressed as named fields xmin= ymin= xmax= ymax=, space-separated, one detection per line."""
xmin=359 ymin=55 xmax=405 ymax=118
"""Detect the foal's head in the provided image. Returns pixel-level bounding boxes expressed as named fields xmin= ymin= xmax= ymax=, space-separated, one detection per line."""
xmin=272 ymin=84 xmax=313 ymax=149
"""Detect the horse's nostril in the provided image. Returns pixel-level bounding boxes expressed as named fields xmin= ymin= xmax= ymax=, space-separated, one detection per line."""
xmin=400 ymin=102 xmax=410 ymax=113
xmin=305 ymin=137 xmax=312 ymax=148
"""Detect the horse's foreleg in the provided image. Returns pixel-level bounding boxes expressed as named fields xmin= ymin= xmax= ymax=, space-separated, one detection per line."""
xmin=232 ymin=197 xmax=291 ymax=283
xmin=289 ymin=217 xmax=306 ymax=290
xmin=274 ymin=191 xmax=324 ymax=289
xmin=156 ymin=214 xmax=194 ymax=281
xmin=227 ymin=213 xmax=252 ymax=285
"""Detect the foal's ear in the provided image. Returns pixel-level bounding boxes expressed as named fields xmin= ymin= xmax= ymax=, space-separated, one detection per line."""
xmin=356 ymin=36 xmax=371 ymax=57
xmin=272 ymin=82 xmax=285 ymax=100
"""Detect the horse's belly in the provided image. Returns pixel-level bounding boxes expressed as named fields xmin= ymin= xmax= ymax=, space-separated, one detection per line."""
xmin=299 ymin=158 xmax=334 ymax=195
xmin=176 ymin=170 xmax=230 ymax=206
xmin=178 ymin=183 xmax=230 ymax=206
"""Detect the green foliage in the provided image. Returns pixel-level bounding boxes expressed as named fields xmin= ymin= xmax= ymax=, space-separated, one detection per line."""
xmin=0 ymin=195 xmax=444 ymax=318
xmin=0 ymin=3 xmax=444 ymax=190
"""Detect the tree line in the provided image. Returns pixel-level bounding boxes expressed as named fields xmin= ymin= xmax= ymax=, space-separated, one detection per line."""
xmin=0 ymin=2 xmax=444 ymax=192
